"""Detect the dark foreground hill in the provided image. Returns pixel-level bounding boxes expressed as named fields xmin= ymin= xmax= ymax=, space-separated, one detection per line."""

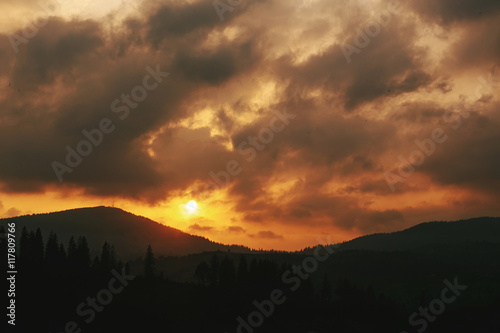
xmin=0 ymin=206 xmax=249 ymax=259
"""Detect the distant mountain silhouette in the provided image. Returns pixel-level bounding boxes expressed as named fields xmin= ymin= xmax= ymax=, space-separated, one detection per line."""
xmin=339 ymin=217 xmax=500 ymax=252
xmin=0 ymin=206 xmax=249 ymax=259
xmin=2 ymin=207 xmax=499 ymax=259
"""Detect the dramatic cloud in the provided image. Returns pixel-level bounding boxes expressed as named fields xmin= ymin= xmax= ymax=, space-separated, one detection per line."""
xmin=1 ymin=0 xmax=499 ymax=248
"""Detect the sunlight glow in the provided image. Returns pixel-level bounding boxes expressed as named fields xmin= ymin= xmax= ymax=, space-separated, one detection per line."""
xmin=184 ymin=200 xmax=199 ymax=215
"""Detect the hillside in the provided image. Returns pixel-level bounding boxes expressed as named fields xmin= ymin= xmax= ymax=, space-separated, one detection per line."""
xmin=2 ymin=207 xmax=499 ymax=260
xmin=0 ymin=206 xmax=250 ymax=259
xmin=339 ymin=216 xmax=500 ymax=251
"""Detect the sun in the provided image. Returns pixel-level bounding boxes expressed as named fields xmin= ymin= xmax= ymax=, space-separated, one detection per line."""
xmin=184 ymin=200 xmax=199 ymax=215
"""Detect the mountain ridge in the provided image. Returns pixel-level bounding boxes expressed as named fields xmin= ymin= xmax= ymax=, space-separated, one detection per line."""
xmin=338 ymin=216 xmax=500 ymax=251
xmin=0 ymin=205 xmax=250 ymax=259
xmin=2 ymin=206 xmax=500 ymax=258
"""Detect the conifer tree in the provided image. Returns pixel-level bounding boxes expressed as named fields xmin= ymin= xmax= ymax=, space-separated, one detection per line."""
xmin=236 ymin=255 xmax=248 ymax=283
xmin=219 ymin=256 xmax=236 ymax=287
xmin=76 ymin=236 xmax=90 ymax=270
xmin=144 ymin=244 xmax=156 ymax=279
xmin=194 ymin=261 xmax=209 ymax=286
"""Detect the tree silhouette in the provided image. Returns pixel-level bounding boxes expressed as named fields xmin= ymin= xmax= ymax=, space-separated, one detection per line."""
xmin=67 ymin=236 xmax=77 ymax=261
xmin=194 ymin=261 xmax=210 ymax=286
xmin=219 ymin=256 xmax=236 ymax=287
xmin=320 ymin=274 xmax=332 ymax=301
xmin=100 ymin=241 xmax=114 ymax=271
xmin=33 ymin=228 xmax=44 ymax=266
xmin=236 ymin=255 xmax=248 ymax=283
xmin=45 ymin=231 xmax=60 ymax=273
xmin=144 ymin=244 xmax=156 ymax=279
xmin=19 ymin=226 xmax=31 ymax=269
xmin=91 ymin=255 xmax=100 ymax=271
xmin=208 ymin=254 xmax=220 ymax=285
xmin=76 ymin=236 xmax=90 ymax=271
xmin=58 ymin=243 xmax=66 ymax=266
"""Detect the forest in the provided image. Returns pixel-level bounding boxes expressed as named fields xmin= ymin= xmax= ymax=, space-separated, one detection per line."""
xmin=2 ymin=224 xmax=500 ymax=333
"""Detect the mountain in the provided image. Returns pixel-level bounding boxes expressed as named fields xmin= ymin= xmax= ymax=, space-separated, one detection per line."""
xmin=2 ymin=206 xmax=499 ymax=260
xmin=338 ymin=216 xmax=500 ymax=252
xmin=0 ymin=206 xmax=249 ymax=259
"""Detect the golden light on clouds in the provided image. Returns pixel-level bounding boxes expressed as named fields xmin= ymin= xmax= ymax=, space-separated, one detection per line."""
xmin=1 ymin=0 xmax=500 ymax=251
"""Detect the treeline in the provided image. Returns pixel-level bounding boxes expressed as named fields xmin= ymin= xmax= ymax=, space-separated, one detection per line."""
xmin=3 ymin=225 xmax=492 ymax=332
xmin=18 ymin=227 xmax=128 ymax=276
xmin=189 ymin=253 xmax=407 ymax=332
xmin=2 ymin=226 xmax=407 ymax=332
xmin=3 ymin=226 xmax=135 ymax=333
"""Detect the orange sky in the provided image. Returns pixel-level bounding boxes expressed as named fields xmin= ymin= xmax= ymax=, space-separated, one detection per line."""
xmin=1 ymin=0 xmax=499 ymax=250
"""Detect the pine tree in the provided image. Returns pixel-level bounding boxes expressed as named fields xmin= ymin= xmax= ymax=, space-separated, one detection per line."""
xmin=91 ymin=255 xmax=100 ymax=271
xmin=208 ymin=254 xmax=220 ymax=285
xmin=33 ymin=228 xmax=44 ymax=264
xmin=45 ymin=231 xmax=60 ymax=272
xmin=320 ymin=274 xmax=332 ymax=301
xmin=67 ymin=236 xmax=77 ymax=261
xmin=58 ymin=243 xmax=66 ymax=265
xmin=76 ymin=236 xmax=90 ymax=271
xmin=219 ymin=256 xmax=236 ymax=287
xmin=236 ymin=255 xmax=248 ymax=283
xmin=249 ymin=257 xmax=258 ymax=280
xmin=194 ymin=261 xmax=210 ymax=286
xmin=19 ymin=226 xmax=31 ymax=269
xmin=144 ymin=244 xmax=156 ymax=279
xmin=100 ymin=242 xmax=112 ymax=271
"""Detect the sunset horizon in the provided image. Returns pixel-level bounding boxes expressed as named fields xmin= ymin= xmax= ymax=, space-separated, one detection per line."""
xmin=2 ymin=203 xmax=499 ymax=252
xmin=2 ymin=1 xmax=500 ymax=331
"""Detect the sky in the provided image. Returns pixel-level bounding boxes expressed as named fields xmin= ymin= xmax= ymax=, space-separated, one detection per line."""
xmin=0 ymin=0 xmax=499 ymax=251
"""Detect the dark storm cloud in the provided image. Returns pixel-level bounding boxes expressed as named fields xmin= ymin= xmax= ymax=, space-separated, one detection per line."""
xmin=0 ymin=37 xmax=15 ymax=76
xmin=240 ymin=191 xmax=406 ymax=234
xmin=419 ymin=103 xmax=500 ymax=196
xmin=147 ymin=1 xmax=221 ymax=42
xmin=409 ymin=0 xmax=500 ymax=24
xmin=446 ymin=16 xmax=500 ymax=68
xmin=226 ymin=102 xmax=396 ymax=209
xmin=10 ymin=18 xmax=103 ymax=91
xmin=172 ymin=42 xmax=257 ymax=84
xmin=150 ymin=126 xmax=239 ymax=193
xmin=278 ymin=14 xmax=434 ymax=111
xmin=146 ymin=0 xmax=268 ymax=47
xmin=0 ymin=0 xmax=265 ymax=201
xmin=389 ymin=102 xmax=447 ymax=124
xmin=1 ymin=0 xmax=499 ymax=235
